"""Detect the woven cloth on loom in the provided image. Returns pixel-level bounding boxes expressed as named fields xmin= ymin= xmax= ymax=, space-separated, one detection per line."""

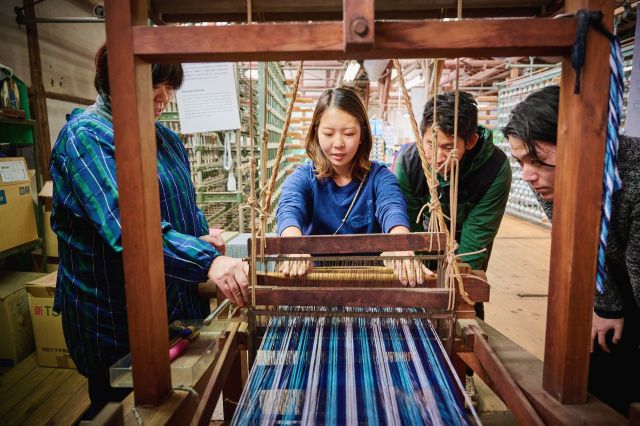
xmin=232 ymin=307 xmax=477 ymax=425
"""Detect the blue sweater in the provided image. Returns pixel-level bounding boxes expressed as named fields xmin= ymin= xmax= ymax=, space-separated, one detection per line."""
xmin=276 ymin=161 xmax=410 ymax=235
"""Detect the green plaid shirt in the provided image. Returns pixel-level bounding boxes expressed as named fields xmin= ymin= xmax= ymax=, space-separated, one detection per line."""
xmin=50 ymin=96 xmax=218 ymax=375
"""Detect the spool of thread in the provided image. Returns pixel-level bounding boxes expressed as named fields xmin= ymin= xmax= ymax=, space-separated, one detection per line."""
xmin=169 ymin=339 xmax=189 ymax=362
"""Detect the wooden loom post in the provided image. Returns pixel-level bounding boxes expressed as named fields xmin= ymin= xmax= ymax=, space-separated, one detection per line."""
xmin=543 ymin=0 xmax=614 ymax=404
xmin=105 ymin=0 xmax=172 ymax=405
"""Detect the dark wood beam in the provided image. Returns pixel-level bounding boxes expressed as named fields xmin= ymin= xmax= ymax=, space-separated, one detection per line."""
xmin=543 ymin=0 xmax=615 ymax=404
xmin=132 ymin=19 xmax=577 ymax=62
xmin=150 ymin=0 xmax=554 ymax=22
xmin=255 ymin=287 xmax=452 ymax=309
xmin=250 ymin=232 xmax=447 ymax=255
xmin=44 ymin=91 xmax=94 ymax=106
xmin=192 ymin=322 xmax=241 ymax=426
xmin=475 ymin=320 xmax=625 ymax=424
xmin=105 ymin=0 xmax=172 ymax=406
xmin=158 ymin=7 xmax=545 ymax=23
xmin=471 ymin=325 xmax=545 ymax=426
xmin=23 ymin=0 xmax=51 ymax=183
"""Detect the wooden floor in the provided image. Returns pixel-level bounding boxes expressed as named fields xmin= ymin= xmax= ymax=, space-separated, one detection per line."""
xmin=0 ymin=354 xmax=89 ymax=425
xmin=485 ymin=214 xmax=551 ymax=360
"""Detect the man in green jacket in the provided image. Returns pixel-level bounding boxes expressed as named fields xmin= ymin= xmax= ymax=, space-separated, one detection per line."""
xmin=394 ymin=91 xmax=511 ymax=402
xmin=394 ymin=91 xmax=511 ymax=272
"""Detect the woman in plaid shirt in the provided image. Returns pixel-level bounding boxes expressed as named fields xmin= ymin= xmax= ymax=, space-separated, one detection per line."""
xmin=50 ymin=44 xmax=248 ymax=418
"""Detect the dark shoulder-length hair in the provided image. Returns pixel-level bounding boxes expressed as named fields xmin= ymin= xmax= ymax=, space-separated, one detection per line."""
xmin=94 ymin=42 xmax=184 ymax=96
xmin=305 ymin=87 xmax=372 ymax=181
xmin=502 ymin=85 xmax=559 ymax=165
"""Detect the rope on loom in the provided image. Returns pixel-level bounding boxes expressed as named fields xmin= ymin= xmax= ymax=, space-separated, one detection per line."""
xmin=129 ymin=384 xmax=201 ymax=425
xmin=261 ymin=61 xmax=304 ymax=213
xmin=258 ymin=64 xmax=270 ymax=258
xmin=442 ymin=0 xmax=475 ymax=309
xmin=392 ymin=60 xmax=473 ymax=308
xmin=445 ymin=50 xmax=466 ymax=310
xmin=242 ymin=131 xmax=272 ymax=223
xmin=174 ymin=384 xmax=201 ymax=403
xmin=393 ymin=60 xmax=447 ymax=239
xmin=246 ymin=59 xmax=259 ymax=307
xmin=131 ymin=403 xmax=144 ymax=425
xmin=251 ymin=61 xmax=303 ymax=257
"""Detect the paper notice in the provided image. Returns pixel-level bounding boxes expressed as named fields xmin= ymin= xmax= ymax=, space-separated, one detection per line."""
xmin=176 ymin=63 xmax=241 ymax=134
xmin=0 ymin=160 xmax=28 ymax=183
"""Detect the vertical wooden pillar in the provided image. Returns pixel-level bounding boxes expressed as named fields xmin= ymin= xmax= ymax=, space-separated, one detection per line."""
xmin=543 ymin=0 xmax=614 ymax=403
xmin=23 ymin=0 xmax=51 ymax=183
xmin=104 ymin=0 xmax=172 ymax=406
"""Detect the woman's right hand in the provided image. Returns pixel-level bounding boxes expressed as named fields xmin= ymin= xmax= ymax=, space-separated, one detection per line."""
xmin=279 ymin=254 xmax=313 ymax=277
xmin=382 ymin=251 xmax=434 ymax=287
xmin=277 ymin=226 xmax=312 ymax=278
xmin=207 ymin=256 xmax=249 ymax=307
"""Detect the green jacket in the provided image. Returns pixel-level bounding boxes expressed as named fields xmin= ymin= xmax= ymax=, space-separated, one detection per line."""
xmin=394 ymin=126 xmax=511 ymax=270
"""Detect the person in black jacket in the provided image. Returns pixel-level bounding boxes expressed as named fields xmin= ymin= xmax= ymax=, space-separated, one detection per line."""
xmin=503 ymin=85 xmax=640 ymax=417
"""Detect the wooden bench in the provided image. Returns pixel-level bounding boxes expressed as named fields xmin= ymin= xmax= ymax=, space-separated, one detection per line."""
xmin=0 ymin=354 xmax=89 ymax=425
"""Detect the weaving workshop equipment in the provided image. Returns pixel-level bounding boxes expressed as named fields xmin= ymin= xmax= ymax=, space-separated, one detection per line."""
xmin=100 ymin=0 xmax=626 ymax=425
xmin=226 ymin=231 xmax=490 ymax=425
xmin=233 ymin=307 xmax=474 ymax=425
xmin=193 ymin=233 xmax=491 ymax=425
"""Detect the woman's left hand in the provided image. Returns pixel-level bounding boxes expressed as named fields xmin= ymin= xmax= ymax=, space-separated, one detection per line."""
xmin=381 ymin=251 xmax=434 ymax=287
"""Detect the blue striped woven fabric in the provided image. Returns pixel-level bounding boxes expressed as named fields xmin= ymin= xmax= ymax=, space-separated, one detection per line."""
xmin=597 ymin=37 xmax=624 ymax=293
xmin=232 ymin=307 xmax=477 ymax=425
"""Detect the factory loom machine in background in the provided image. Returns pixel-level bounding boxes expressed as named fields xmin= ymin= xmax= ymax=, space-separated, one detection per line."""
xmin=96 ymin=0 xmax=624 ymax=424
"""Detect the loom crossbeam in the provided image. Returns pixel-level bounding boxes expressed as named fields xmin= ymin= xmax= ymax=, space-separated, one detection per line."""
xmin=256 ymin=271 xmax=489 ymax=303
xmin=251 ymin=232 xmax=448 ymax=255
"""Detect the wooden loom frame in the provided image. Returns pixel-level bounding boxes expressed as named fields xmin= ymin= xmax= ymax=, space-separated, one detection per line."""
xmin=243 ymin=232 xmax=490 ymax=369
xmin=101 ymin=0 xmax=622 ymax=424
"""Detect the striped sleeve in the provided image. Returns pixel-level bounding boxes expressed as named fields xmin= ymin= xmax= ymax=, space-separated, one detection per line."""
xmin=65 ymin=126 xmax=218 ymax=283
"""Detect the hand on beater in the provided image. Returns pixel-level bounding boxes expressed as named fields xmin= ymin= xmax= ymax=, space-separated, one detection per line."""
xmin=381 ymin=251 xmax=434 ymax=287
xmin=279 ymin=254 xmax=313 ymax=278
xmin=207 ymin=256 xmax=249 ymax=307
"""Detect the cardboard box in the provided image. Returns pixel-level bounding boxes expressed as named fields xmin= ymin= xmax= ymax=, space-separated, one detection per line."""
xmin=26 ymin=272 xmax=75 ymax=368
xmin=0 ymin=157 xmax=38 ymax=252
xmin=0 ymin=271 xmax=45 ymax=368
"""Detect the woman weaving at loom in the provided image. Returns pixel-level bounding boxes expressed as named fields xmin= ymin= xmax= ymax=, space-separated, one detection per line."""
xmin=49 ymin=44 xmax=249 ymax=419
xmin=276 ymin=87 xmax=430 ymax=286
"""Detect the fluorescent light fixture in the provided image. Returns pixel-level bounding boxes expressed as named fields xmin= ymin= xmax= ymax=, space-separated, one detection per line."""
xmin=343 ymin=61 xmax=361 ymax=83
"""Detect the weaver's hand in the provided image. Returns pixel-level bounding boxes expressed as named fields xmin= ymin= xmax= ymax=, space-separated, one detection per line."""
xmin=207 ymin=256 xmax=249 ymax=307
xmin=382 ymin=251 xmax=434 ymax=287
xmin=200 ymin=230 xmax=226 ymax=255
xmin=591 ymin=312 xmax=623 ymax=353
xmin=279 ymin=254 xmax=313 ymax=278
